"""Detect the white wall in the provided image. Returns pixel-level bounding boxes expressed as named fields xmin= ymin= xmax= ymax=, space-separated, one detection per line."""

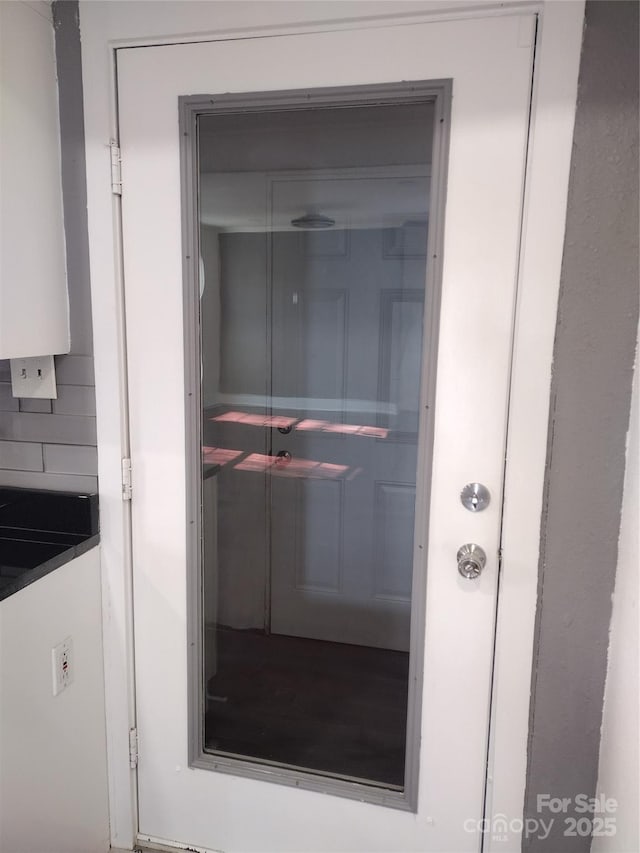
xmin=593 ymin=351 xmax=639 ymax=853
xmin=0 ymin=0 xmax=69 ymax=359
xmin=0 ymin=548 xmax=110 ymax=853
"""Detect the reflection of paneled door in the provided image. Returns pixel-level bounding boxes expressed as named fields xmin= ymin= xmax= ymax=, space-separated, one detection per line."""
xmin=269 ymin=181 xmax=428 ymax=651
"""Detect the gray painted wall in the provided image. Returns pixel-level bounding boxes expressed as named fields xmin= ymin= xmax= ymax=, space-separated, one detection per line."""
xmin=524 ymin=3 xmax=639 ymax=850
xmin=0 ymin=1 xmax=97 ymax=493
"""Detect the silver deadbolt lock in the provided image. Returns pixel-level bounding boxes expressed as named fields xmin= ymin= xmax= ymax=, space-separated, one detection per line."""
xmin=460 ymin=482 xmax=490 ymax=512
xmin=457 ymin=544 xmax=486 ymax=579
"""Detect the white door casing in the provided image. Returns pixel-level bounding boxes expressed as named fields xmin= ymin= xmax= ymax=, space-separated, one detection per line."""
xmin=113 ymin=11 xmax=557 ymax=853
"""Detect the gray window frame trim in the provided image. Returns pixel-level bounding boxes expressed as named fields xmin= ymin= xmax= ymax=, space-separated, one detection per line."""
xmin=180 ymin=79 xmax=452 ymax=812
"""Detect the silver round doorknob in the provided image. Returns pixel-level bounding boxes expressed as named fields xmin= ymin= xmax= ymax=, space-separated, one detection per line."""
xmin=457 ymin=543 xmax=486 ymax=579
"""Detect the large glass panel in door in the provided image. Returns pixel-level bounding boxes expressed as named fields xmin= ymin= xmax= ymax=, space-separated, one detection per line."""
xmin=199 ymin=102 xmax=433 ymax=789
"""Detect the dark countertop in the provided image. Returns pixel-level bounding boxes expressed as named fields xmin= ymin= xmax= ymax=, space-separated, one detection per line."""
xmin=0 ymin=487 xmax=99 ymax=602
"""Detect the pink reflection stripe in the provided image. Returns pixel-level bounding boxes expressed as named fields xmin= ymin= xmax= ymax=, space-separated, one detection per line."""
xmin=233 ymin=453 xmax=350 ymax=480
xmin=357 ymin=426 xmax=389 ymax=438
xmin=296 ymin=418 xmax=388 ymax=438
xmin=212 ymin=412 xmax=388 ymax=438
xmin=273 ymin=460 xmax=349 ymax=479
xmin=234 ymin=453 xmax=275 ymax=472
xmin=324 ymin=423 xmax=361 ymax=434
xmin=295 ymin=419 xmax=326 ymax=431
xmin=202 ymin=446 xmax=244 ymax=466
xmin=212 ymin=411 xmax=297 ymax=428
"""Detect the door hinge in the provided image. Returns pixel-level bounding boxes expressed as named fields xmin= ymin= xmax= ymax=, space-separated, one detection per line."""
xmin=110 ymin=141 xmax=122 ymax=195
xmin=497 ymin=547 xmax=504 ymax=574
xmin=129 ymin=727 xmax=138 ymax=769
xmin=121 ymin=457 xmax=132 ymax=501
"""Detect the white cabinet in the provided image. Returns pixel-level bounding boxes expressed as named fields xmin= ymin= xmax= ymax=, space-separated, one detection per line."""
xmin=0 ymin=1 xmax=69 ymax=359
xmin=0 ymin=547 xmax=110 ymax=853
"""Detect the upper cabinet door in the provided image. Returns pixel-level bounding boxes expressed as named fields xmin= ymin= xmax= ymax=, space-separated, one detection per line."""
xmin=0 ymin=2 xmax=69 ymax=359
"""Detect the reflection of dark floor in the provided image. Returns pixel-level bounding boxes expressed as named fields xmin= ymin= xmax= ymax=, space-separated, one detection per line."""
xmin=205 ymin=627 xmax=409 ymax=788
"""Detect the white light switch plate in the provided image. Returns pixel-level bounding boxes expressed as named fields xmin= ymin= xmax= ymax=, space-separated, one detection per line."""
xmin=52 ymin=637 xmax=73 ymax=696
xmin=10 ymin=355 xmax=57 ymax=399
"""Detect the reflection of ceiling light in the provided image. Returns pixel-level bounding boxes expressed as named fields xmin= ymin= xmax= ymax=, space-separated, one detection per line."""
xmin=291 ymin=213 xmax=336 ymax=229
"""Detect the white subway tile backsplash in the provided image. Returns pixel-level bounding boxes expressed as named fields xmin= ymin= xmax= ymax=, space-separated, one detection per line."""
xmin=19 ymin=398 xmax=53 ymax=414
xmin=0 ymin=412 xmax=97 ymax=446
xmin=44 ymin=443 xmax=97 ymax=475
xmin=0 ymin=2 xmax=97 ymax=494
xmin=0 ymin=469 xmax=98 ymax=493
xmin=54 ymin=354 xmax=95 ymax=386
xmin=0 ymin=441 xmax=44 ymax=472
xmin=0 ymin=383 xmax=18 ymax=412
xmin=52 ymin=385 xmax=96 ymax=417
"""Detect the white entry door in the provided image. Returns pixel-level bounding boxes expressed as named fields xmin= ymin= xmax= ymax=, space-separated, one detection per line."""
xmin=118 ymin=13 xmax=534 ymax=853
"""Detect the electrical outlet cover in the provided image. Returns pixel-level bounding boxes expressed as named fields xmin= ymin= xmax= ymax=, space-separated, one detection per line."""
xmin=10 ymin=355 xmax=57 ymax=399
xmin=52 ymin=637 xmax=73 ymax=696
